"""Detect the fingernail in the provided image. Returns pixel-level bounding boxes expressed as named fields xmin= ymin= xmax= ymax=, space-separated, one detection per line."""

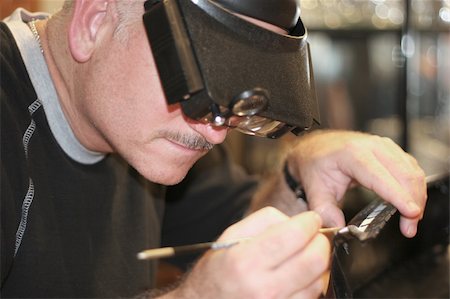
xmin=407 ymin=224 xmax=417 ymax=237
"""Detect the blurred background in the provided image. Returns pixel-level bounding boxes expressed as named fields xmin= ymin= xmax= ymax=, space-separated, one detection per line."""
xmin=229 ymin=0 xmax=450 ymax=178
xmin=1 ymin=0 xmax=449 ymax=178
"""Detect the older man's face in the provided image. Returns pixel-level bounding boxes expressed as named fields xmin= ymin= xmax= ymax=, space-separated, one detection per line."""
xmin=78 ymin=18 xmax=228 ymax=185
xmin=77 ymin=3 xmax=287 ymax=185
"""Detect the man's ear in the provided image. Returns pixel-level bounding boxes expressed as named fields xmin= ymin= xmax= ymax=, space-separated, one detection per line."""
xmin=68 ymin=0 xmax=110 ymax=62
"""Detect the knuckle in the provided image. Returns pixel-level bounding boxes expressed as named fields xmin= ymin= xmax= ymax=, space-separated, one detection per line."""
xmin=403 ymin=171 xmax=419 ymax=183
xmin=227 ymin=250 xmax=251 ymax=278
xmin=406 ymin=153 xmax=420 ymax=166
xmin=344 ymin=141 xmax=367 ymax=163
xmin=313 ymin=253 xmax=330 ymax=274
xmin=299 ymin=279 xmax=325 ymax=299
xmin=380 ymin=136 xmax=396 ymax=146
xmin=344 ymin=139 xmax=364 ymax=153
xmin=221 ymin=222 xmax=239 ymax=237
xmin=378 ymin=136 xmax=405 ymax=154
xmin=259 ymin=236 xmax=284 ymax=257
xmin=312 ymin=278 xmax=326 ymax=297
xmin=257 ymin=206 xmax=288 ymax=222
xmin=317 ymin=234 xmax=331 ymax=255
xmin=408 ymin=168 xmax=426 ymax=187
xmin=311 ymin=235 xmax=331 ymax=271
xmin=264 ymin=206 xmax=287 ymax=219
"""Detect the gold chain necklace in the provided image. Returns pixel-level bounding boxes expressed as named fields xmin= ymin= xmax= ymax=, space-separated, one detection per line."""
xmin=28 ymin=19 xmax=43 ymax=54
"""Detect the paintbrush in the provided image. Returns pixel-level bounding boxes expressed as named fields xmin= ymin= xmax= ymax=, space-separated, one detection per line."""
xmin=137 ymin=199 xmax=397 ymax=261
xmin=137 ymin=227 xmax=343 ymax=260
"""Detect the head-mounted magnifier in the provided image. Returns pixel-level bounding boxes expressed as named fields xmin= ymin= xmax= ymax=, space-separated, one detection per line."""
xmin=143 ymin=0 xmax=320 ymax=138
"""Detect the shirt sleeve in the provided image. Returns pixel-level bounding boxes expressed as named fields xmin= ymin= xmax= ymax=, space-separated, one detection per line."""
xmin=161 ymin=143 xmax=258 ymax=270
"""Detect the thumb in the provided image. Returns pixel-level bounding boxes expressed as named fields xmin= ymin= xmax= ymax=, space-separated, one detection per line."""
xmin=308 ymin=197 xmax=346 ymax=228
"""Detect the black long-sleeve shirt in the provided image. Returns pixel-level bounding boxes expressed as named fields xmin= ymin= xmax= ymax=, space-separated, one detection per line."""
xmin=1 ymin=11 xmax=256 ymax=298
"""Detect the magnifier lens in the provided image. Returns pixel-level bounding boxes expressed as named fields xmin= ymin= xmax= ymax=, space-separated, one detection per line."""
xmin=234 ymin=116 xmax=287 ymax=137
xmin=201 ymin=108 xmax=290 ymax=137
xmin=232 ymin=89 xmax=268 ymax=117
xmin=198 ymin=94 xmax=292 ymax=138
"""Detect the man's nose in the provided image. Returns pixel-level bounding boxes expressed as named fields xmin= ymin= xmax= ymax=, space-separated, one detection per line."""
xmin=189 ymin=122 xmax=229 ymax=145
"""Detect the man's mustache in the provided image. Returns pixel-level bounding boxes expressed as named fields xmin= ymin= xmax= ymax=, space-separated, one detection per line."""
xmin=164 ymin=132 xmax=214 ymax=151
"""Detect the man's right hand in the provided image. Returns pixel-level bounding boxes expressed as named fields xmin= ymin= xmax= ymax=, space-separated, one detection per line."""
xmin=166 ymin=207 xmax=331 ymax=299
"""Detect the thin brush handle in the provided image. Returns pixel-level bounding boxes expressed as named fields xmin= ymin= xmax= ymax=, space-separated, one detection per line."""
xmin=137 ymin=228 xmax=341 ymax=260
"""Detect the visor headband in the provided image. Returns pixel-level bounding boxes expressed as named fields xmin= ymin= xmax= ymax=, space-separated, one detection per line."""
xmin=212 ymin=0 xmax=300 ymax=30
xmin=143 ymin=0 xmax=319 ymax=138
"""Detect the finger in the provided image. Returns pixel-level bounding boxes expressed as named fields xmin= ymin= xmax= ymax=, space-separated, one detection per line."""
xmin=340 ymin=147 xmax=422 ymax=218
xmin=302 ymin=170 xmax=347 ymax=227
xmin=372 ymin=141 xmax=427 ymax=237
xmin=403 ymin=154 xmax=427 ymax=215
xmin=218 ymin=206 xmax=289 ymax=240
xmin=406 ymin=155 xmax=428 ymax=219
xmin=400 ymin=217 xmax=420 ymax=238
xmin=373 ymin=138 xmax=427 ymax=213
xmin=342 ymin=150 xmax=425 ymax=237
xmin=272 ymin=233 xmax=330 ymax=296
xmin=234 ymin=211 xmax=322 ymax=269
xmin=288 ymin=278 xmax=326 ymax=299
xmin=307 ymin=193 xmax=346 ymax=228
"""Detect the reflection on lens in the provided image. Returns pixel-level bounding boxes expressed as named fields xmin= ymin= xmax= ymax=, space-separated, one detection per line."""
xmin=232 ymin=89 xmax=268 ymax=117
xmin=202 ymin=107 xmax=293 ymax=138
xmin=234 ymin=115 xmax=288 ymax=137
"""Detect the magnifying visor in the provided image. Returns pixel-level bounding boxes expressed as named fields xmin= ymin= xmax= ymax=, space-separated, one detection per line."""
xmin=143 ymin=0 xmax=320 ymax=138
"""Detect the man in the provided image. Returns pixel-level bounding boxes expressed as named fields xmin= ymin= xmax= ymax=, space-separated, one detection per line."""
xmin=1 ymin=0 xmax=426 ymax=298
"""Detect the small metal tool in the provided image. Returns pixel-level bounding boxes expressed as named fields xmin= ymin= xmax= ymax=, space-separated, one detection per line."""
xmin=337 ymin=199 xmax=398 ymax=242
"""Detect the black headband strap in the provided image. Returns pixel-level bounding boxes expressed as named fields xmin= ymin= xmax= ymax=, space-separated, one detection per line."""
xmin=212 ymin=0 xmax=300 ymax=30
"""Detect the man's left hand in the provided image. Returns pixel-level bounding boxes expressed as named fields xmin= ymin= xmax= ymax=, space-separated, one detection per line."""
xmin=285 ymin=129 xmax=427 ymax=238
